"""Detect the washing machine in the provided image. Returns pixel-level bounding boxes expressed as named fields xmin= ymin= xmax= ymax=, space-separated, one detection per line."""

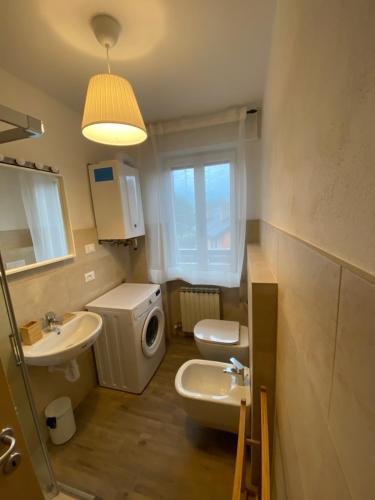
xmin=86 ymin=283 xmax=166 ymax=394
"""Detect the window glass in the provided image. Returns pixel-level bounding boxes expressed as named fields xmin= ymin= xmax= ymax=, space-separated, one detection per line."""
xmin=171 ymin=158 xmax=233 ymax=269
xmin=205 ymin=163 xmax=231 ymax=259
xmin=172 ymin=167 xmax=197 ymax=252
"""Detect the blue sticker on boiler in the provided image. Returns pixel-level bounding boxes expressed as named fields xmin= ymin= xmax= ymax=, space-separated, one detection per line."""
xmin=94 ymin=167 xmax=114 ymax=182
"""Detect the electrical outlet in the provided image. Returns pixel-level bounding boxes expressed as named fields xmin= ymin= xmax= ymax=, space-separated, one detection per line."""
xmin=84 ymin=271 xmax=96 ymax=283
xmin=84 ymin=243 xmax=96 ymax=254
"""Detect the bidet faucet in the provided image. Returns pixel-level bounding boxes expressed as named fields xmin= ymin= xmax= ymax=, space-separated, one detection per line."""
xmin=44 ymin=311 xmax=63 ymax=333
xmin=223 ymin=357 xmax=246 ymax=385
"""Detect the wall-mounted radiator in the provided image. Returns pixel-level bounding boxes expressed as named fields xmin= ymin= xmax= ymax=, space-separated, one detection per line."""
xmin=179 ymin=287 xmax=221 ymax=333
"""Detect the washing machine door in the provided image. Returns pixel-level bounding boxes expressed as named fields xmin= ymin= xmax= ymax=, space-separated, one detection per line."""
xmin=141 ymin=306 xmax=165 ymax=357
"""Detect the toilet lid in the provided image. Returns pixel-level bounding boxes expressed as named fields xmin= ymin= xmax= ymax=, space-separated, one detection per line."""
xmin=194 ymin=319 xmax=240 ymax=345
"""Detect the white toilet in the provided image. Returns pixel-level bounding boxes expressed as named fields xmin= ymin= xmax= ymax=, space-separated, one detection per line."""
xmin=193 ymin=319 xmax=249 ymax=366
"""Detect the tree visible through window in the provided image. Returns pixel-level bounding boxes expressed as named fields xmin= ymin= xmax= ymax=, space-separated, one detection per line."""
xmin=172 ymin=167 xmax=196 ymax=252
xmin=170 ymin=153 xmax=234 ymax=269
xmin=205 ymin=163 xmax=231 ymax=252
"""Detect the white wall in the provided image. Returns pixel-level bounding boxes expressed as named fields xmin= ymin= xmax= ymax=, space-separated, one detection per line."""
xmin=261 ymin=0 xmax=375 ymax=276
xmin=0 ymin=67 xmax=112 ymax=230
xmin=0 ymin=168 xmax=28 ymax=230
xmin=0 ymin=66 xmax=132 ymax=439
xmin=246 ymin=139 xmax=261 ymax=220
xmin=261 ymin=0 xmax=375 ymax=499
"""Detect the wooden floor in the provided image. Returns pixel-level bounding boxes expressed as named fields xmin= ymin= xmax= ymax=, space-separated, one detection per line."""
xmin=49 ymin=337 xmax=237 ymax=500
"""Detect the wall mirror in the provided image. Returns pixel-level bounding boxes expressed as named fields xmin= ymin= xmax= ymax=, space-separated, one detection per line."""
xmin=0 ymin=163 xmax=75 ymax=274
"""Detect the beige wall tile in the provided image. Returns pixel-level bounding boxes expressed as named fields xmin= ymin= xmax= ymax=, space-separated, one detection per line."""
xmin=276 ymin=327 xmax=352 ymax=500
xmin=277 ymin=231 xmax=341 ymax=413
xmin=246 ymin=219 xmax=260 ymax=244
xmin=8 ymin=227 xmax=131 ymax=439
xmin=264 ymin=223 xmax=375 ymax=499
xmin=271 ymin=419 xmax=287 ymax=500
xmin=221 ymin=286 xmax=248 ymax=325
xmin=128 ymin=236 xmax=149 ymax=283
xmin=247 ymin=244 xmax=277 ymax=484
xmin=72 ymin=228 xmax=104 ymax=261
xmin=329 ymin=269 xmax=375 ymax=499
xmin=260 ymin=221 xmax=279 ymax=279
xmin=250 ymin=281 xmax=277 ymax=448
xmin=274 ymin=327 xmax=306 ymax=500
xmin=275 ymin=405 xmax=306 ymax=500
xmin=261 ymin=1 xmax=375 ymax=496
xmin=166 ymin=279 xmax=248 ymax=337
xmin=9 ymin=266 xmax=71 ymax=325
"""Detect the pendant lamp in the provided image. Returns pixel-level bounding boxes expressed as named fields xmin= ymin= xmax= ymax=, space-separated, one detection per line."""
xmin=82 ymin=14 xmax=147 ymax=146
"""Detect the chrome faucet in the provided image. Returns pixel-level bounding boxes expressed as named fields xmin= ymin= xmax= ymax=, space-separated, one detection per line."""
xmin=44 ymin=311 xmax=63 ymax=333
xmin=223 ymin=357 xmax=246 ymax=385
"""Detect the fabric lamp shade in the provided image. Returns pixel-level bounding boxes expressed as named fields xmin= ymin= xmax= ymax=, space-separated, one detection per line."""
xmin=81 ymin=73 xmax=147 ymax=146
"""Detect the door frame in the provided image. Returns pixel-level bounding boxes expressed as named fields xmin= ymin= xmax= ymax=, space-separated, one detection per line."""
xmin=0 ymin=252 xmax=58 ymax=494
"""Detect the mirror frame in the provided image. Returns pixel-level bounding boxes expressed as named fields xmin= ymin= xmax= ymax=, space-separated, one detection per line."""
xmin=0 ymin=163 xmax=76 ymax=275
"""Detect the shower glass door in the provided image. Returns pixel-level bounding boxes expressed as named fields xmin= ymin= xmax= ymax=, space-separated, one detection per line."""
xmin=0 ymin=252 xmax=57 ymax=498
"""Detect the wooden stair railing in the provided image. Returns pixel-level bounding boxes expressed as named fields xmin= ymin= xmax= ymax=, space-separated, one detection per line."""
xmin=232 ymin=399 xmax=247 ymax=499
xmin=232 ymin=386 xmax=270 ymax=500
xmin=260 ymin=387 xmax=270 ymax=500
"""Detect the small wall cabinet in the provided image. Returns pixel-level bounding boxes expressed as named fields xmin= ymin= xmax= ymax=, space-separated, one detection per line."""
xmin=88 ymin=160 xmax=145 ymax=240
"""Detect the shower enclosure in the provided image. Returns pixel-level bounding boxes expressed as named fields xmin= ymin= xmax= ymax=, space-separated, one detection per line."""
xmin=0 ymin=252 xmax=58 ymax=497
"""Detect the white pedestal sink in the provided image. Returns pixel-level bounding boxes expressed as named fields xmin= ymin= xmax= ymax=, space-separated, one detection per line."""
xmin=22 ymin=311 xmax=102 ymax=381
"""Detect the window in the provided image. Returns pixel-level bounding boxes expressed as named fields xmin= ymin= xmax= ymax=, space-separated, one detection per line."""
xmin=145 ymin=108 xmax=247 ymax=288
xmin=169 ymin=151 xmax=236 ymax=271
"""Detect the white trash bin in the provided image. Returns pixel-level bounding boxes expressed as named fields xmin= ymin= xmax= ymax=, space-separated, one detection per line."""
xmin=45 ymin=396 xmax=76 ymax=445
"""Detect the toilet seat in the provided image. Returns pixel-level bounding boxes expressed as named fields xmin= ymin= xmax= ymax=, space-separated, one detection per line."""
xmin=194 ymin=319 xmax=240 ymax=345
xmin=193 ymin=319 xmax=249 ymax=365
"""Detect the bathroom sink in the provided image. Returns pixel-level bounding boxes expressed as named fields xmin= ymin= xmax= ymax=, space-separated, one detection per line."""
xmin=22 ymin=311 xmax=102 ymax=367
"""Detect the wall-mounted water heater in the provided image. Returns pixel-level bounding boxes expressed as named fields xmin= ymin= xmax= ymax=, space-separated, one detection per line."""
xmin=88 ymin=160 xmax=145 ymax=240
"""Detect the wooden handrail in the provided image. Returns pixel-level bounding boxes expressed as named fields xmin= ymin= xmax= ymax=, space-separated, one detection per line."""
xmin=232 ymin=399 xmax=247 ymax=500
xmin=260 ymin=386 xmax=270 ymax=500
xmin=231 ymin=387 xmax=270 ymax=500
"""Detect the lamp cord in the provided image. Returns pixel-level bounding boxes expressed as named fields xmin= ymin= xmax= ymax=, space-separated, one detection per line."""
xmin=106 ymin=45 xmax=111 ymax=74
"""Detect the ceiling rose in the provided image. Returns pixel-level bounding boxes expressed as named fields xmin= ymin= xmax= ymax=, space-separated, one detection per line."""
xmin=37 ymin=0 xmax=166 ymax=60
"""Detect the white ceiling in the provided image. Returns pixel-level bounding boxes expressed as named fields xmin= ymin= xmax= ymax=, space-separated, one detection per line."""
xmin=1 ymin=0 xmax=275 ymax=122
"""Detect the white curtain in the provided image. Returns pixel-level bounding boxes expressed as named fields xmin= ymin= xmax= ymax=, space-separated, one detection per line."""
xmin=19 ymin=171 xmax=68 ymax=262
xmin=142 ymin=107 xmax=247 ymax=287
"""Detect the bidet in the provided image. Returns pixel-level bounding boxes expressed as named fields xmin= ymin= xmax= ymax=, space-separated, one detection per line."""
xmin=175 ymin=359 xmax=251 ymax=433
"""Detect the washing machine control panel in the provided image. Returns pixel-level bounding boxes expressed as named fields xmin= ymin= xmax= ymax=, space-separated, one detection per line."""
xmin=133 ymin=287 xmax=161 ymax=320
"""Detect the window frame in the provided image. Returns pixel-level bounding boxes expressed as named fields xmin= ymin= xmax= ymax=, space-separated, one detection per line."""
xmin=166 ymin=149 xmax=237 ymax=272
